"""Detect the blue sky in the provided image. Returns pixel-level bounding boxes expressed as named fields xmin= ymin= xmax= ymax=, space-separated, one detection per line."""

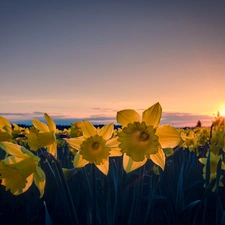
xmin=1 ymin=1 xmax=225 ymax=127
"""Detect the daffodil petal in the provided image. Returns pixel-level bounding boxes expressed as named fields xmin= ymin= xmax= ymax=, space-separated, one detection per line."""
xmin=110 ymin=148 xmax=123 ymax=156
xmin=117 ymin=109 xmax=141 ymax=127
xmin=81 ymin=120 xmax=96 ymax=138
xmin=33 ymin=167 xmax=46 ymax=198
xmin=106 ymin=137 xmax=122 ymax=156
xmin=44 ymin=113 xmax=56 ymax=132
xmin=0 ymin=160 xmax=26 ymax=194
xmin=47 ymin=142 xmax=57 ymax=157
xmin=106 ymin=137 xmax=120 ymax=148
xmin=222 ymin=161 xmax=225 ymax=170
xmin=2 ymin=126 xmax=12 ymax=135
xmin=199 ymin=158 xmax=207 ymax=165
xmin=98 ymin=123 xmax=114 ymax=140
xmin=0 ymin=131 xmax=11 ymax=141
xmin=32 ymin=120 xmax=49 ymax=132
xmin=123 ymin=153 xmax=147 ymax=173
xmin=142 ymin=102 xmax=162 ymax=127
xmin=73 ymin=153 xmax=89 ymax=168
xmin=66 ymin=136 xmax=85 ymax=150
xmin=156 ymin=125 xmax=181 ymax=148
xmin=95 ymin=160 xmax=109 ymax=175
xmin=0 ymin=142 xmax=26 ymax=158
xmin=14 ymin=174 xmax=33 ymax=196
xmin=0 ymin=116 xmax=11 ymax=129
xmin=149 ymin=147 xmax=165 ymax=170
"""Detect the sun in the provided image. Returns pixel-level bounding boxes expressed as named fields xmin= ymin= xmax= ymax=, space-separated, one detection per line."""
xmin=219 ymin=107 xmax=225 ymax=117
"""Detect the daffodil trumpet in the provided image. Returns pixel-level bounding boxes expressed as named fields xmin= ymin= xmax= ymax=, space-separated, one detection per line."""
xmin=117 ymin=102 xmax=181 ymax=173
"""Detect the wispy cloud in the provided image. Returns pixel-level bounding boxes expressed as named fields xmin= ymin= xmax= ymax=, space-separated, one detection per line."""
xmin=90 ymin=107 xmax=118 ymax=113
xmin=0 ymin=111 xmax=214 ymax=127
xmin=2 ymin=99 xmax=84 ymax=103
xmin=0 ymin=113 xmax=28 ymax=116
xmin=161 ymin=112 xmax=214 ymax=127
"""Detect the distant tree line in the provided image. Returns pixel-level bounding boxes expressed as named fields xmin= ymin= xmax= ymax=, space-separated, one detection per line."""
xmin=16 ymin=124 xmax=122 ymax=130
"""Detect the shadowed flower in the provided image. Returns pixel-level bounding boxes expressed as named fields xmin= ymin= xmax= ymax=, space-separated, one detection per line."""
xmin=199 ymin=152 xmax=225 ymax=174
xmin=117 ymin=102 xmax=181 ymax=173
xmin=65 ymin=120 xmax=122 ymax=175
xmin=27 ymin=113 xmax=57 ymax=157
xmin=199 ymin=152 xmax=225 ymax=191
xmin=0 ymin=142 xmax=46 ymax=197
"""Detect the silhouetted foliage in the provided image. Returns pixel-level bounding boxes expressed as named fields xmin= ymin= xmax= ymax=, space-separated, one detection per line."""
xmin=196 ymin=120 xmax=202 ymax=127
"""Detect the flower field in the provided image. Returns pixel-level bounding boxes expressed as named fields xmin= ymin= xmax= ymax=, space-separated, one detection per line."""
xmin=0 ymin=102 xmax=225 ymax=225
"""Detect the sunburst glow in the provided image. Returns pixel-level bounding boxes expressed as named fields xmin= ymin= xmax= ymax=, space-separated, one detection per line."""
xmin=219 ymin=107 xmax=225 ymax=117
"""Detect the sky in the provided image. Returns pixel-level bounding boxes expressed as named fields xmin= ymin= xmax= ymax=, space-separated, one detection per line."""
xmin=1 ymin=0 xmax=225 ymax=127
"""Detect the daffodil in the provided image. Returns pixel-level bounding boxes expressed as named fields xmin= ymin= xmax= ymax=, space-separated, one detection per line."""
xmin=70 ymin=121 xmax=83 ymax=137
xmin=65 ymin=120 xmax=122 ymax=175
xmin=199 ymin=152 xmax=225 ymax=174
xmin=210 ymin=130 xmax=224 ymax=155
xmin=27 ymin=113 xmax=57 ymax=157
xmin=0 ymin=116 xmax=12 ymax=141
xmin=12 ymin=123 xmax=29 ymax=138
xmin=117 ymin=102 xmax=181 ymax=173
xmin=199 ymin=152 xmax=225 ymax=191
xmin=0 ymin=142 xmax=46 ymax=197
xmin=178 ymin=129 xmax=198 ymax=152
xmin=195 ymin=127 xmax=210 ymax=146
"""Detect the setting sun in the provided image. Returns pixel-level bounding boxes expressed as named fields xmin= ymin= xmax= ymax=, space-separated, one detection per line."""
xmin=219 ymin=107 xmax=225 ymax=117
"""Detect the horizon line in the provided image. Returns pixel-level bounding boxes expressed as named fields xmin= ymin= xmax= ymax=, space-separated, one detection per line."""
xmin=0 ymin=111 xmax=215 ymax=128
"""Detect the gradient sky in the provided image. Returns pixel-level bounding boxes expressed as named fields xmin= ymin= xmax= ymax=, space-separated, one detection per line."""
xmin=1 ymin=1 xmax=225 ymax=127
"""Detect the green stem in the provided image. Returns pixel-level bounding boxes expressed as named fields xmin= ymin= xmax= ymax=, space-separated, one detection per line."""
xmin=54 ymin=159 xmax=79 ymax=225
xmin=91 ymin=164 xmax=98 ymax=225
xmin=41 ymin=150 xmax=79 ymax=225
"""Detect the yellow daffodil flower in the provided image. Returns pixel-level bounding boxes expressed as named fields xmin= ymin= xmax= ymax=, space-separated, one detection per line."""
xmin=199 ymin=152 xmax=225 ymax=174
xmin=0 ymin=116 xmax=12 ymax=133
xmin=12 ymin=123 xmax=29 ymax=137
xmin=27 ymin=113 xmax=57 ymax=157
xmin=210 ymin=130 xmax=224 ymax=155
xmin=199 ymin=152 xmax=225 ymax=191
xmin=65 ymin=120 xmax=122 ymax=175
xmin=195 ymin=127 xmax=210 ymax=146
xmin=0 ymin=116 xmax=12 ymax=141
xmin=70 ymin=121 xmax=83 ymax=137
xmin=178 ymin=129 xmax=198 ymax=152
xmin=116 ymin=102 xmax=181 ymax=173
xmin=0 ymin=142 xmax=46 ymax=197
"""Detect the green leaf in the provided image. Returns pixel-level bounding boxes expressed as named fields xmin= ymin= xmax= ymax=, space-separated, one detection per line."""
xmin=182 ymin=200 xmax=201 ymax=212
xmin=221 ymin=211 xmax=225 ymax=225
xmin=215 ymin=158 xmax=222 ymax=193
xmin=205 ymin=152 xmax=210 ymax=187
xmin=43 ymin=201 xmax=53 ymax=225
xmin=176 ymin=163 xmax=184 ymax=214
